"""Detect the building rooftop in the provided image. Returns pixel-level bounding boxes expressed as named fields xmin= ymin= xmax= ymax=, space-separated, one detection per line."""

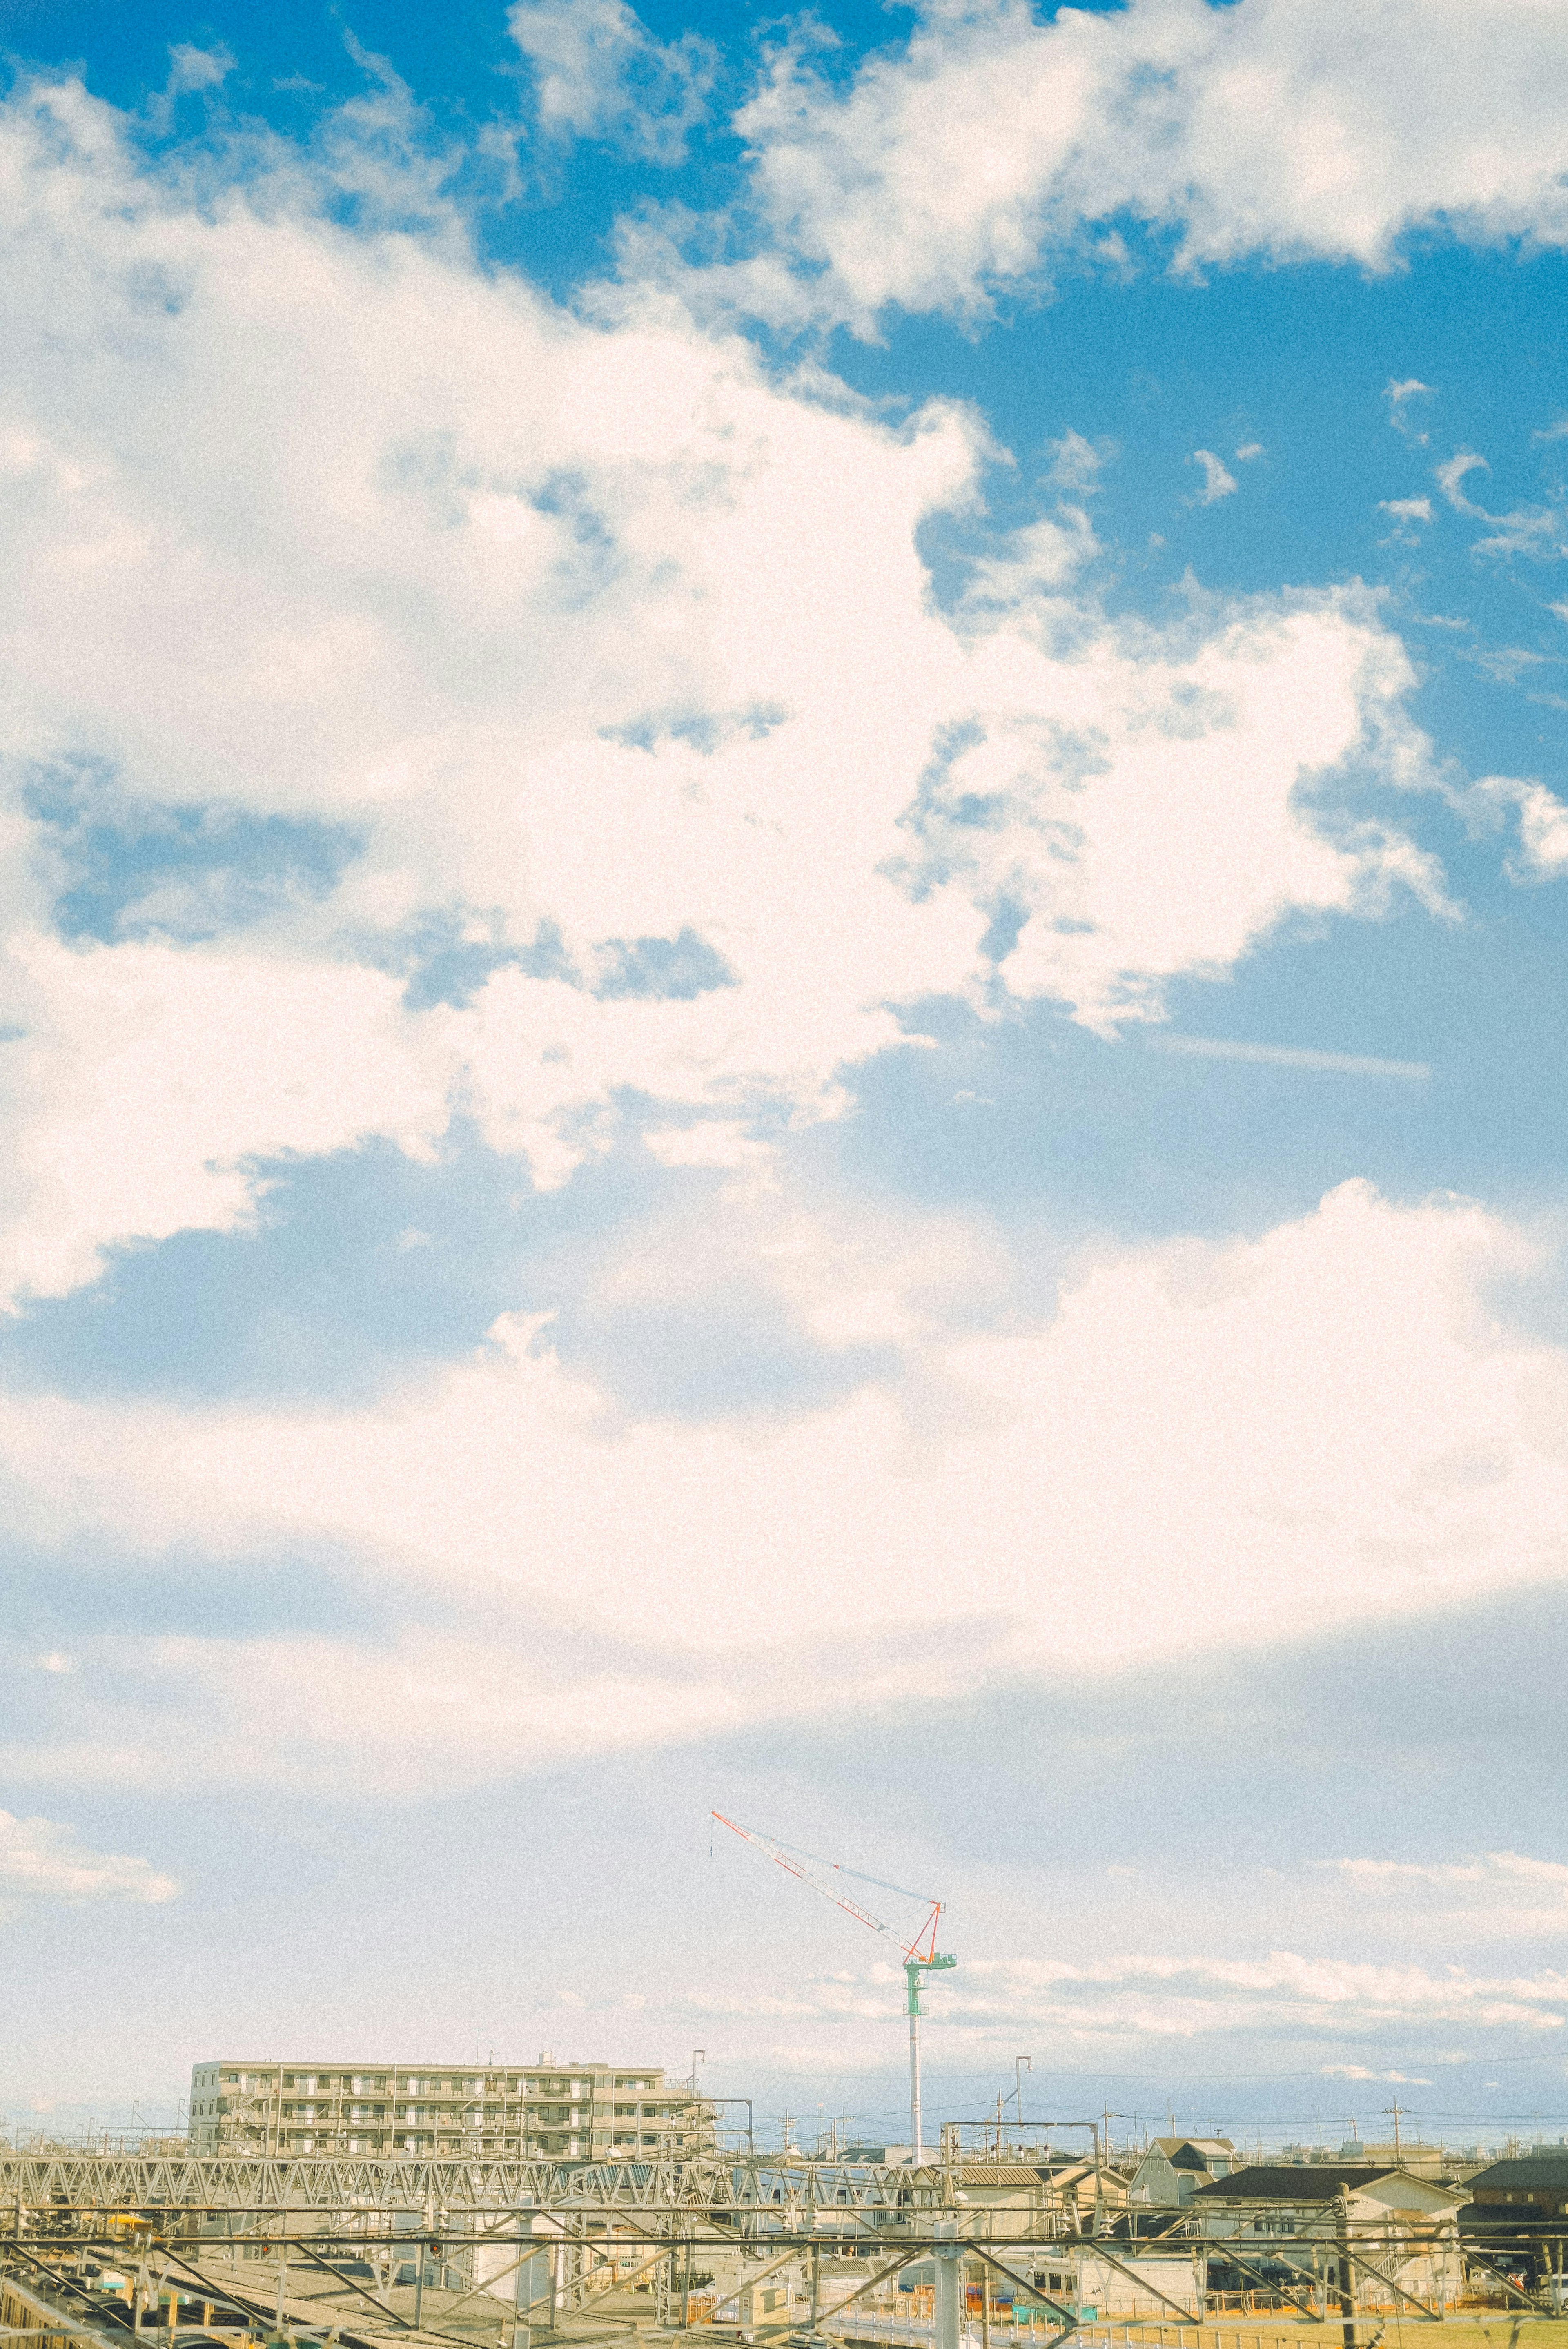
xmin=1194 ymin=2165 xmax=1400 ymax=2200
xmin=1469 ymin=2154 xmax=1568 ymax=2190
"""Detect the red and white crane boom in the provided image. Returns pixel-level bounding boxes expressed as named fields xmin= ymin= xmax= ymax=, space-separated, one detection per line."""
xmin=711 ymin=1811 xmax=956 ymax=2161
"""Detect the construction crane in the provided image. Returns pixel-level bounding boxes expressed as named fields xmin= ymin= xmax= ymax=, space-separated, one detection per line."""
xmin=712 ymin=1811 xmax=956 ymax=2163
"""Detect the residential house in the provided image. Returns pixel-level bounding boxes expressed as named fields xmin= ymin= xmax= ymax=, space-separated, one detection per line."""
xmin=1192 ymin=2164 xmax=1466 ymax=2311
xmin=1128 ymin=2141 xmax=1239 ymax=2212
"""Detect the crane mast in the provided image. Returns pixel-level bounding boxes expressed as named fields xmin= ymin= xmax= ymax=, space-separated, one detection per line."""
xmin=711 ymin=1811 xmax=956 ymax=2161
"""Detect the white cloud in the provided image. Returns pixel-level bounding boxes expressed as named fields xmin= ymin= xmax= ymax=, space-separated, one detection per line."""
xmin=508 ymin=0 xmax=718 ymax=165
xmin=1191 ymin=449 xmax=1238 ymax=504
xmin=720 ymin=0 xmax=1568 ymax=332
xmin=1436 ymin=452 xmax=1568 ymax=560
xmin=6 ymin=1179 xmax=1568 ymax=1791
xmin=686 ymin=1946 xmax=1566 ymax=2058
xmin=1473 ymin=775 xmax=1568 ymax=877
xmin=949 ymin=1950 xmax=1565 ymax=2042
xmin=1323 ymin=1852 xmax=1568 ymax=1937
xmin=1321 ymin=2066 xmax=1432 ymax=2082
xmin=0 ymin=1808 xmax=178 ymax=1903
xmin=1387 ymin=381 xmax=1435 ymax=445
xmin=1046 ymin=429 xmax=1105 ymax=493
xmin=0 ymin=938 xmax=454 ymax=1299
xmin=1379 ymin=496 xmax=1432 ymax=545
xmin=1152 ymin=1036 xmax=1429 ymax=1077
xmin=0 ymin=76 xmax=1461 ymax=1292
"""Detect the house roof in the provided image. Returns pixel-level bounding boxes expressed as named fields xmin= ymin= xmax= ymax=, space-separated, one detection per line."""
xmin=1469 ymin=2155 xmax=1568 ymax=2191
xmin=1194 ymin=2165 xmax=1397 ymax=2201
xmin=1149 ymin=2139 xmax=1235 ymax=2160
xmin=960 ymin=2165 xmax=1055 ymax=2187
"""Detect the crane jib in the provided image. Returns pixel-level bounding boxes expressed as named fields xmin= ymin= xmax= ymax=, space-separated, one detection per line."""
xmin=712 ymin=1805 xmax=957 ymax=2162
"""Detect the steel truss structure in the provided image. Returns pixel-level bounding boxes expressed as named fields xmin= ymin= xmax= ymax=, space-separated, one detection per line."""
xmin=0 ymin=2152 xmax=935 ymax=2223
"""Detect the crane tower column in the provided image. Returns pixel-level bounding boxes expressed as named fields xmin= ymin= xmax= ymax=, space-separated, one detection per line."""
xmin=906 ymin=1948 xmax=956 ymax=2163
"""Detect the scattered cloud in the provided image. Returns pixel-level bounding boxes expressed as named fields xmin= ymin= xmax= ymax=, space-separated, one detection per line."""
xmin=1468 ymin=644 xmax=1557 ymax=685
xmin=1234 ymin=442 xmax=1265 ymax=461
xmin=508 ymin=0 xmax=718 ymax=164
xmin=709 ymin=0 xmax=1568 ymax=333
xmin=929 ymin=1949 xmax=1566 ymax=2047
xmin=1321 ymin=1854 xmax=1568 ymax=1939
xmin=1046 ymin=428 xmax=1106 ymax=493
xmin=1191 ymin=449 xmax=1238 ymax=503
xmin=1379 ymin=495 xmax=1433 ymax=544
xmin=1387 ymin=380 xmax=1436 ymax=444
xmin=0 ymin=1810 xmax=178 ymax=1904
xmin=1473 ymin=776 xmax=1568 ymax=876
xmin=1436 ymin=452 xmax=1568 ymax=560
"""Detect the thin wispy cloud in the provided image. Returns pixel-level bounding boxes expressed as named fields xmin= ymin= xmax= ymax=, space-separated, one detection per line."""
xmin=0 ymin=1811 xmax=178 ymax=1905
xmin=1151 ymin=1038 xmax=1431 ymax=1079
xmin=1191 ymin=448 xmax=1238 ymax=502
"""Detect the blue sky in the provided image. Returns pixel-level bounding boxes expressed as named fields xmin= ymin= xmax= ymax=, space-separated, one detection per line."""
xmin=2 ymin=0 xmax=1568 ymax=2153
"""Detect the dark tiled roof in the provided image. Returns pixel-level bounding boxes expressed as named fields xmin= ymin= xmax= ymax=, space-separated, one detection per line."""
xmin=1469 ymin=2156 xmax=1568 ymax=2191
xmin=1194 ymin=2165 xmax=1395 ymax=2201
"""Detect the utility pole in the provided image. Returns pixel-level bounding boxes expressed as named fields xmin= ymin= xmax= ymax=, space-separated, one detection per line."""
xmin=1334 ymin=2190 xmax=1357 ymax=2349
xmin=1383 ymin=2104 xmax=1403 ymax=2162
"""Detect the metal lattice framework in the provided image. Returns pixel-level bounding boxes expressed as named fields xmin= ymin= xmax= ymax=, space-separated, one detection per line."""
xmin=0 ymin=2150 xmax=939 ymax=2222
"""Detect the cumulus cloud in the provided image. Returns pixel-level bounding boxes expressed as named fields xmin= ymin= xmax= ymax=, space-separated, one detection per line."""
xmin=5 ymin=1180 xmax=1568 ymax=1792
xmin=0 ymin=75 xmax=1460 ymax=1295
xmin=719 ymin=0 xmax=1568 ymax=332
xmin=0 ymin=1808 xmax=178 ymax=1902
xmin=508 ymin=0 xmax=718 ymax=165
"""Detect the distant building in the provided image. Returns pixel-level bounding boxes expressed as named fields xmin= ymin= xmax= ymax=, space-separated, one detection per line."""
xmin=1463 ymin=2150 xmax=1568 ymax=2235
xmin=1128 ymin=2139 xmax=1239 ymax=2209
xmin=188 ymin=2053 xmax=697 ymax=2160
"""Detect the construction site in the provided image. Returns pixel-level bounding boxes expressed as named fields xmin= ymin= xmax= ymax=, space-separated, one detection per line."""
xmin=6 ymin=1821 xmax=1564 ymax=2349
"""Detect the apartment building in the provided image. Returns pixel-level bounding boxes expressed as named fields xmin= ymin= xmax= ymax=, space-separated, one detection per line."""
xmin=188 ymin=2054 xmax=696 ymax=2160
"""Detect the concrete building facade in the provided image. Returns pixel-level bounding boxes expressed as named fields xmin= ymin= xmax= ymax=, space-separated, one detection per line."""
xmin=188 ymin=2055 xmax=694 ymax=2160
